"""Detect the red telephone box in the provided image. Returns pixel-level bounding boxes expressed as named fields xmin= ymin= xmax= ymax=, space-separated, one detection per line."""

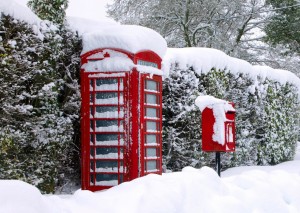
xmin=80 ymin=48 xmax=163 ymax=191
xmin=201 ymin=102 xmax=235 ymax=152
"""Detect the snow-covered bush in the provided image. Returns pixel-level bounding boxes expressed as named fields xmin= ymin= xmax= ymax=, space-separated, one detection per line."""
xmin=162 ymin=65 xmax=202 ymax=170
xmin=162 ymin=48 xmax=300 ymax=171
xmin=0 ymin=13 xmax=81 ymax=193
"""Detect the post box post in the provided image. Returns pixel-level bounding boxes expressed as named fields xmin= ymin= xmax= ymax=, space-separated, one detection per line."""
xmin=216 ymin=152 xmax=221 ymax=176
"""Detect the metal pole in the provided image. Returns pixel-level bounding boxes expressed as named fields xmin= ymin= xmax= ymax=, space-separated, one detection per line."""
xmin=216 ymin=152 xmax=221 ymax=177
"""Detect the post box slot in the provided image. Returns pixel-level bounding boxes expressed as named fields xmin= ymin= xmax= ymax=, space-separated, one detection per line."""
xmin=226 ymin=123 xmax=234 ymax=143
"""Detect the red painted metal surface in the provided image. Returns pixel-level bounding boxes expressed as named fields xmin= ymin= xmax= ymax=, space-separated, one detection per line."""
xmin=201 ymin=103 xmax=235 ymax=152
xmin=129 ymin=68 xmax=140 ymax=180
xmin=134 ymin=51 xmax=162 ymax=69
xmin=80 ymin=48 xmax=162 ymax=191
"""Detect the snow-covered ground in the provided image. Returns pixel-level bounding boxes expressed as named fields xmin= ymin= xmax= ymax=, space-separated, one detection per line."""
xmin=1 ymin=142 xmax=299 ymax=213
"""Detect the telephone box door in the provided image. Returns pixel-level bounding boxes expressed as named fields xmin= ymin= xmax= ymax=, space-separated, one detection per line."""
xmin=140 ymin=75 xmax=163 ymax=176
xmin=83 ymin=72 xmax=129 ymax=191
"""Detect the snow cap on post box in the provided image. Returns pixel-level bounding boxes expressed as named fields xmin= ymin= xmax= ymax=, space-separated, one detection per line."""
xmin=195 ymin=95 xmax=235 ymax=146
xmin=81 ymin=25 xmax=167 ymax=59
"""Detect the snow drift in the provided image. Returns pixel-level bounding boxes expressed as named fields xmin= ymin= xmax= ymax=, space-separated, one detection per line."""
xmin=1 ymin=156 xmax=300 ymax=213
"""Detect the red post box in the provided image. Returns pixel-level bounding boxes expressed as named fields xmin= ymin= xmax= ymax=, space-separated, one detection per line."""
xmin=80 ymin=48 xmax=163 ymax=191
xmin=195 ymin=96 xmax=235 ymax=152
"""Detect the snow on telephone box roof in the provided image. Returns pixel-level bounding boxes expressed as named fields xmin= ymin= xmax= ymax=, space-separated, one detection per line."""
xmin=81 ymin=25 xmax=167 ymax=59
xmin=80 ymin=25 xmax=167 ymax=75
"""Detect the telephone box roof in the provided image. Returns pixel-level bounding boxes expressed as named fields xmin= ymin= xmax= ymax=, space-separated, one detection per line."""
xmin=81 ymin=25 xmax=167 ymax=59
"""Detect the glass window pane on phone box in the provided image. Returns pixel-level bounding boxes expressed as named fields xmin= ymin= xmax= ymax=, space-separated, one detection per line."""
xmin=95 ymin=161 xmax=121 ymax=173
xmin=95 ymin=174 xmax=118 ymax=186
xmin=96 ymin=147 xmax=123 ymax=156
xmin=96 ymin=173 xmax=118 ymax=182
xmin=90 ymin=93 xmax=94 ymax=104
xmin=96 ymin=161 xmax=118 ymax=169
xmin=90 ymin=120 xmax=94 ymax=130
xmin=147 ymin=121 xmax=158 ymax=131
xmin=96 ymin=120 xmax=119 ymax=127
xmin=146 ymin=148 xmax=156 ymax=157
xmin=146 ymin=108 xmax=158 ymax=118
xmin=90 ymin=134 xmax=95 ymax=143
xmin=90 ymin=79 xmax=94 ymax=91
xmin=96 ymin=106 xmax=119 ymax=113
xmin=90 ymin=175 xmax=94 ymax=184
xmin=96 ymin=79 xmax=118 ymax=91
xmin=96 ymin=92 xmax=118 ymax=99
xmin=96 ymin=134 xmax=119 ymax=145
xmin=95 ymin=106 xmax=122 ymax=118
xmin=145 ymin=80 xmax=158 ymax=91
xmin=95 ymin=120 xmax=123 ymax=132
xmin=146 ymin=94 xmax=157 ymax=104
xmin=96 ymin=147 xmax=119 ymax=155
xmin=90 ymin=147 xmax=95 ymax=157
xmin=146 ymin=134 xmax=157 ymax=144
xmin=119 ymin=174 xmax=124 ymax=183
xmin=90 ymin=106 xmax=94 ymax=117
xmin=90 ymin=161 xmax=94 ymax=171
xmin=146 ymin=161 xmax=157 ymax=171
xmin=95 ymin=92 xmax=122 ymax=105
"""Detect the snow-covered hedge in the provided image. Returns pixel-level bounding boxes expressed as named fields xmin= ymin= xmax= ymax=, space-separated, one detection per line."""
xmin=0 ymin=10 xmax=81 ymax=193
xmin=162 ymin=48 xmax=300 ymax=171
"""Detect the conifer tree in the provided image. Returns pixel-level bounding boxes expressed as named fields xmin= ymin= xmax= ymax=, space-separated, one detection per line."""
xmin=0 ymin=13 xmax=81 ymax=193
xmin=27 ymin=0 xmax=68 ymax=24
xmin=265 ymin=0 xmax=300 ymax=54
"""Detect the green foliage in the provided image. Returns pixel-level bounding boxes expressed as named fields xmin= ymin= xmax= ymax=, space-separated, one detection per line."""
xmin=264 ymin=0 xmax=300 ymax=54
xmin=0 ymin=134 xmax=23 ymax=180
xmin=27 ymin=0 xmax=68 ymax=25
xmin=256 ymin=81 xmax=299 ymax=165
